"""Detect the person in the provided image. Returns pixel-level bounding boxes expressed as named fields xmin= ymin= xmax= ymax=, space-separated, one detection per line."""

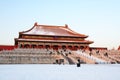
xmin=56 ymin=59 xmax=58 ymax=64
xmin=104 ymin=52 xmax=108 ymax=57
xmin=96 ymin=50 xmax=99 ymax=55
xmin=89 ymin=52 xmax=92 ymax=56
xmin=77 ymin=59 xmax=81 ymax=67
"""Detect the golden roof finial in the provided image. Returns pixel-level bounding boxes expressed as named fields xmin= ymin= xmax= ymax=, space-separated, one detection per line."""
xmin=34 ymin=22 xmax=38 ymax=26
xmin=65 ymin=24 xmax=68 ymax=28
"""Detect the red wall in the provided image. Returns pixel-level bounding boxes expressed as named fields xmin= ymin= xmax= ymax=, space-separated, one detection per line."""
xmin=0 ymin=45 xmax=16 ymax=51
xmin=118 ymin=46 xmax=120 ymax=50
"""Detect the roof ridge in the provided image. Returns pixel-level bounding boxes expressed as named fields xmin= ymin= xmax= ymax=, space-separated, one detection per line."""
xmin=38 ymin=25 xmax=65 ymax=28
xmin=35 ymin=22 xmax=65 ymax=28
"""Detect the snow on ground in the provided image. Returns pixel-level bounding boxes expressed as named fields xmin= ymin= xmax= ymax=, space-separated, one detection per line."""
xmin=0 ymin=64 xmax=120 ymax=80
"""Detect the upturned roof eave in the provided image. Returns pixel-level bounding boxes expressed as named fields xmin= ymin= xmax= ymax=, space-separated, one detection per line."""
xmin=16 ymin=38 xmax=93 ymax=44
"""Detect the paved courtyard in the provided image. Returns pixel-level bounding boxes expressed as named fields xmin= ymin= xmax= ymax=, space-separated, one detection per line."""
xmin=0 ymin=64 xmax=120 ymax=80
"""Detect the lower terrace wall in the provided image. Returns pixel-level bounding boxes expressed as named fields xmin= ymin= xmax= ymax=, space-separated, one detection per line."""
xmin=0 ymin=53 xmax=57 ymax=64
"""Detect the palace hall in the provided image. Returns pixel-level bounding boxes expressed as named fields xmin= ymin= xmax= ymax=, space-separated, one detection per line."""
xmin=15 ymin=23 xmax=93 ymax=50
xmin=1 ymin=23 xmax=120 ymax=64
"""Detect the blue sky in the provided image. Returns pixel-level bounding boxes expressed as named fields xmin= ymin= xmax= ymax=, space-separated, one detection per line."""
xmin=0 ymin=0 xmax=120 ymax=49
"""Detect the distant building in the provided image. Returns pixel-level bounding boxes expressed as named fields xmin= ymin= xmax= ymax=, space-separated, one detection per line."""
xmin=14 ymin=23 xmax=93 ymax=50
xmin=89 ymin=47 xmax=108 ymax=51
